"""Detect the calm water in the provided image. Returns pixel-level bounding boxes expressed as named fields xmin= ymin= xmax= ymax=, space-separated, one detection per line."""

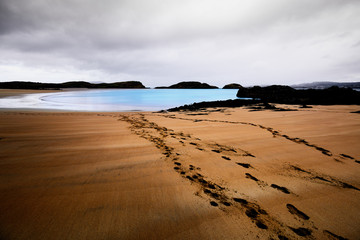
xmin=0 ymin=89 xmax=240 ymax=111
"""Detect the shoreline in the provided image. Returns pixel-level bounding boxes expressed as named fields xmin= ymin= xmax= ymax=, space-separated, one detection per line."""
xmin=0 ymin=89 xmax=62 ymax=98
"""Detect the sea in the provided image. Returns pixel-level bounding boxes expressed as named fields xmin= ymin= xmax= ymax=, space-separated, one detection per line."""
xmin=0 ymin=89 xmax=240 ymax=111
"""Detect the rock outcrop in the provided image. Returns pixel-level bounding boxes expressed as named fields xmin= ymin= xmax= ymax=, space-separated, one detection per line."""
xmin=237 ymin=85 xmax=360 ymax=105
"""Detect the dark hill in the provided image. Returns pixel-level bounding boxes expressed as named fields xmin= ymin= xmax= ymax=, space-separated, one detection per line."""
xmin=95 ymin=81 xmax=145 ymax=88
xmin=291 ymin=81 xmax=360 ymax=90
xmin=223 ymin=83 xmax=243 ymax=89
xmin=0 ymin=81 xmax=146 ymax=89
xmin=155 ymin=81 xmax=218 ymax=89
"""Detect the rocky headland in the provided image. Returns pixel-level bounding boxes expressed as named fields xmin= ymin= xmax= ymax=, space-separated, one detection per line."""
xmin=0 ymin=81 xmax=146 ymax=89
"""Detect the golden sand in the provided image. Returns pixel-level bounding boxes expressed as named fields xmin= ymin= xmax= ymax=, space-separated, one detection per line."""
xmin=0 ymin=102 xmax=359 ymax=239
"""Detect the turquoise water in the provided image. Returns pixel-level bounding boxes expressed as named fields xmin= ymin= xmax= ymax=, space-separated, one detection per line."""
xmin=0 ymin=89 xmax=240 ymax=111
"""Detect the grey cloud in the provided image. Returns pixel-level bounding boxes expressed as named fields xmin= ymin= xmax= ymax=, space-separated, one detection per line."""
xmin=0 ymin=0 xmax=360 ymax=87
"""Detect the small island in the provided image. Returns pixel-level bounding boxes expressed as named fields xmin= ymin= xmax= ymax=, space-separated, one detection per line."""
xmin=222 ymin=83 xmax=243 ymax=89
xmin=155 ymin=81 xmax=218 ymax=89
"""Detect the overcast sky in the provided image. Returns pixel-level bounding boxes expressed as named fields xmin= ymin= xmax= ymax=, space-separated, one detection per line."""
xmin=1 ymin=0 xmax=359 ymax=87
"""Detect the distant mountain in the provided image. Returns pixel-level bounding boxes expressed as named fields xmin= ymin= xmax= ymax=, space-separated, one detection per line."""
xmin=155 ymin=81 xmax=218 ymax=89
xmin=223 ymin=83 xmax=243 ymax=89
xmin=0 ymin=81 xmax=146 ymax=89
xmin=291 ymin=82 xmax=360 ymax=90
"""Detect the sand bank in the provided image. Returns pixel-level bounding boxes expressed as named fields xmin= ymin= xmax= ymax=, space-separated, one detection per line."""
xmin=0 ymin=104 xmax=359 ymax=239
xmin=0 ymin=89 xmax=61 ymax=98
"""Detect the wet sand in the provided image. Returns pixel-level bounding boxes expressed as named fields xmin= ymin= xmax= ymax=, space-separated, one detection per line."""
xmin=0 ymin=104 xmax=359 ymax=239
xmin=0 ymin=89 xmax=61 ymax=98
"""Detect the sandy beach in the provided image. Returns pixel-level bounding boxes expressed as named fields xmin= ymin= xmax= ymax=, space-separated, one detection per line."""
xmin=0 ymin=89 xmax=61 ymax=98
xmin=0 ymin=93 xmax=359 ymax=239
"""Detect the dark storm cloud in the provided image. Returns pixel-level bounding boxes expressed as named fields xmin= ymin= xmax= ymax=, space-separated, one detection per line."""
xmin=0 ymin=0 xmax=359 ymax=86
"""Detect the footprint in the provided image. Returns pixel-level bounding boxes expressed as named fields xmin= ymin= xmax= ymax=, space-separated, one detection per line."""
xmin=186 ymin=176 xmax=194 ymax=181
xmin=286 ymin=204 xmax=309 ymax=220
xmin=244 ymin=152 xmax=255 ymax=157
xmin=339 ymin=182 xmax=359 ymax=191
xmin=340 ymin=154 xmax=353 ymax=159
xmin=323 ymin=230 xmax=348 ymax=240
xmin=236 ymin=162 xmax=252 ymax=168
xmin=245 ymin=208 xmax=259 ymax=218
xmin=271 ymin=184 xmax=290 ymax=194
xmin=221 ymin=201 xmax=231 ymax=206
xmin=290 ymin=165 xmax=310 ymax=174
xmin=210 ymin=192 xmax=219 ymax=198
xmin=314 ymin=176 xmax=331 ymax=183
xmin=233 ymin=197 xmax=248 ymax=205
xmin=245 ymin=173 xmax=259 ymax=182
xmin=204 ymin=189 xmax=211 ymax=194
xmin=289 ymin=227 xmax=312 ymax=237
xmin=255 ymin=220 xmax=268 ymax=229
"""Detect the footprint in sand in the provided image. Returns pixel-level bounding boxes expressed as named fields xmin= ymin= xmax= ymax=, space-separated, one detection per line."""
xmin=340 ymin=153 xmax=354 ymax=159
xmin=270 ymin=184 xmax=290 ymax=194
xmin=289 ymin=227 xmax=312 ymax=237
xmin=245 ymin=173 xmax=259 ymax=182
xmin=221 ymin=201 xmax=231 ymax=206
xmin=236 ymin=162 xmax=252 ymax=168
xmin=323 ymin=230 xmax=348 ymax=240
xmin=233 ymin=197 xmax=248 ymax=205
xmin=286 ymin=204 xmax=309 ymax=220
xmin=255 ymin=220 xmax=268 ymax=229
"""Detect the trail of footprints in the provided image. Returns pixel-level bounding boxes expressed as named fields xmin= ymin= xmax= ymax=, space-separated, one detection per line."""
xmin=119 ymin=113 xmax=349 ymax=239
xmin=289 ymin=165 xmax=359 ymax=191
xmin=159 ymin=113 xmax=360 ymax=165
